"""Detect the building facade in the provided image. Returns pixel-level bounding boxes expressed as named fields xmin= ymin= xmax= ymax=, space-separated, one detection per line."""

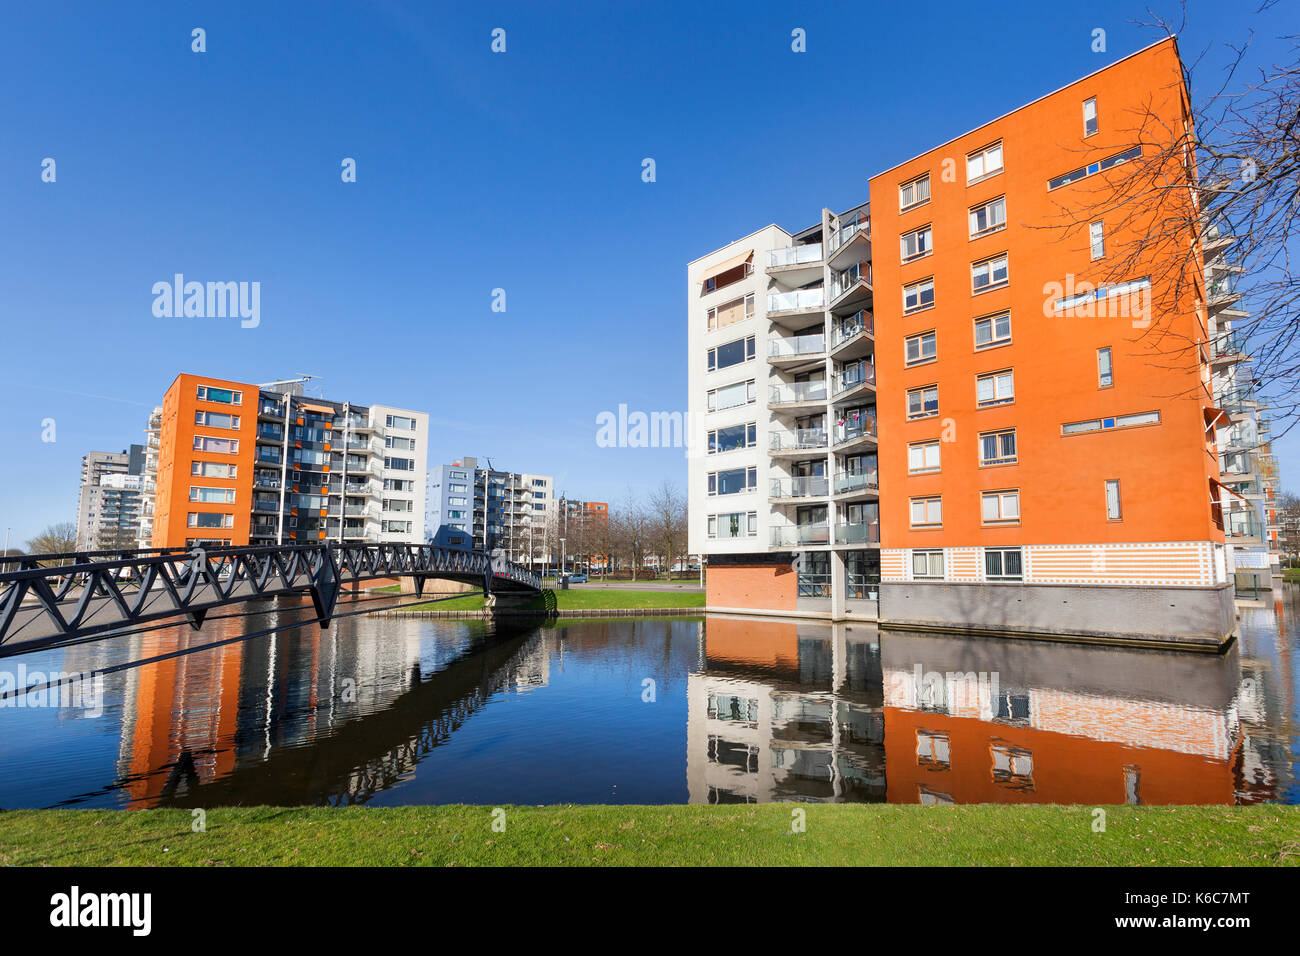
xmin=151 ymin=373 xmax=428 ymax=548
xmin=690 ymin=39 xmax=1243 ymax=646
xmin=426 ymin=456 xmax=554 ymax=564
xmin=75 ymin=445 xmax=145 ymax=550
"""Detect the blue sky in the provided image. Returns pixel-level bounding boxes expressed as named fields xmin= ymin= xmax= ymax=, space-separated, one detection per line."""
xmin=0 ymin=0 xmax=1295 ymax=546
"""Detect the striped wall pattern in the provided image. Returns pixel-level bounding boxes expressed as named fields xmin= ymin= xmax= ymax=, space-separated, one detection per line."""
xmin=882 ymin=541 xmax=1229 ymax=588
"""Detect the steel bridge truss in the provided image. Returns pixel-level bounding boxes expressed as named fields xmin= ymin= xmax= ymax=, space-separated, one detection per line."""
xmin=0 ymin=543 xmax=542 ymax=658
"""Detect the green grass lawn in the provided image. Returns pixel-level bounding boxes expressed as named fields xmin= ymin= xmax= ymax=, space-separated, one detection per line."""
xmin=1283 ymin=569 xmax=1300 ymax=582
xmin=403 ymin=588 xmax=705 ymax=613
xmin=1 ymin=805 xmax=1297 ymax=867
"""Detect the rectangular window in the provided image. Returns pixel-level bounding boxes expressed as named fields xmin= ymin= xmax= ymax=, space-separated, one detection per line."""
xmin=979 ymin=429 xmax=1017 ymax=466
xmin=976 ymin=370 xmax=1015 ymax=407
xmin=187 ymin=512 xmax=234 ymax=529
xmin=905 ymin=331 xmax=937 ymax=366
xmin=195 ymin=411 xmax=239 ymax=429
xmin=196 ymin=385 xmax=241 ymax=405
xmin=189 ymin=486 xmax=236 ymax=504
xmin=708 ymin=467 xmax=757 ymax=496
xmin=707 ymin=511 xmax=759 ymax=540
xmin=907 ymin=385 xmax=939 ymax=419
xmin=903 ymin=278 xmax=935 ymax=313
xmin=706 ymin=293 xmax=754 ymax=332
xmin=1089 ymin=220 xmax=1105 ymax=259
xmin=974 ymin=311 xmax=1011 ymax=349
xmin=969 ymin=196 xmax=1006 ymax=237
xmin=908 ymin=440 xmax=941 ymax=474
xmin=384 ymin=457 xmax=415 ymax=471
xmin=385 ymin=415 xmax=416 ymax=430
xmin=1048 ymin=145 xmax=1141 ymax=190
xmin=981 ymin=490 xmax=1020 ymax=524
xmin=707 ymin=335 xmax=756 ymax=372
xmin=985 ymin=547 xmax=1023 ymax=581
xmin=1097 ymin=347 xmax=1113 ymax=387
xmin=193 ymin=435 xmax=238 ymax=454
xmin=911 ymin=550 xmax=944 ymax=580
xmin=707 ymin=379 xmax=756 ymax=412
xmin=966 ymin=142 xmax=1003 ymax=183
xmin=191 ymin=461 xmax=237 ymax=478
xmin=910 ymin=496 xmax=942 ymax=527
xmin=1061 ymin=410 xmax=1160 ymax=435
xmin=1105 ymin=479 xmax=1122 ymax=520
xmin=900 ymin=225 xmax=932 ymax=262
xmin=971 ymin=254 xmax=1008 ymax=292
xmin=385 ymin=436 xmax=416 ymax=450
xmin=899 ymin=173 xmax=930 ymax=210
xmin=1083 ymin=97 xmax=1098 ymax=136
xmin=708 ymin=422 xmax=758 ymax=454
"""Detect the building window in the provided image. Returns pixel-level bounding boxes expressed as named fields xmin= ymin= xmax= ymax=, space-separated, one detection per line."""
xmin=971 ymin=254 xmax=1008 ymax=292
xmin=1089 ymin=220 xmax=1105 ymax=259
xmin=976 ymin=370 xmax=1015 ymax=407
xmin=706 ymin=379 xmax=757 ymax=412
xmin=1048 ymin=145 xmax=1140 ymax=190
xmin=984 ymin=547 xmax=1023 ymax=581
xmin=899 ymin=173 xmax=930 ymax=210
xmin=189 ymin=486 xmax=236 ymax=504
xmin=966 ymin=142 xmax=1003 ymax=183
xmin=706 ymin=293 xmax=754 ymax=332
xmin=1105 ymin=479 xmax=1123 ymax=520
xmin=907 ymin=440 xmax=941 ymax=474
xmin=193 ymin=435 xmax=238 ymax=455
xmin=1061 ymin=410 xmax=1160 ymax=435
xmin=195 ymin=411 xmax=239 ymax=429
xmin=900 ymin=225 xmax=932 ymax=262
xmin=386 ymin=414 xmax=416 ymax=430
xmin=196 ymin=385 xmax=241 ymax=405
xmin=385 ymin=436 xmax=416 ymax=450
xmin=979 ymin=428 xmax=1017 ymax=466
xmin=707 ymin=511 xmax=758 ymax=540
xmin=974 ymin=311 xmax=1011 ymax=349
xmin=905 ymin=331 xmax=937 ymax=366
xmin=191 ymin=461 xmax=237 ymax=478
xmin=1083 ymin=97 xmax=1098 ymax=136
xmin=910 ymin=496 xmax=942 ymax=528
xmin=187 ymin=512 xmax=234 ymax=529
xmin=903 ymin=278 xmax=935 ymax=313
xmin=707 ymin=335 xmax=756 ymax=372
xmin=708 ymin=422 xmax=758 ymax=454
xmin=917 ymin=730 xmax=950 ymax=766
xmin=1097 ymin=347 xmax=1113 ymax=387
xmin=969 ymin=196 xmax=1006 ymax=237
xmin=907 ymin=385 xmax=939 ymax=419
xmin=981 ymin=490 xmax=1020 ymax=524
xmin=384 ymin=457 xmax=415 ymax=471
xmin=707 ymin=467 xmax=757 ymax=496
xmin=991 ymin=743 xmax=1034 ymax=786
xmin=450 ymin=470 xmax=467 ymax=479
xmin=912 ymin=549 xmax=944 ymax=579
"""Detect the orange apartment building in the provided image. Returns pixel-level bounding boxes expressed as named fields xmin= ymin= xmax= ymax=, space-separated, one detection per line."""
xmin=688 ymin=38 xmax=1236 ymax=647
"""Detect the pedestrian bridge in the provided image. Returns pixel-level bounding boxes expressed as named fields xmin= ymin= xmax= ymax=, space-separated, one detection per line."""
xmin=0 ymin=542 xmax=543 ymax=658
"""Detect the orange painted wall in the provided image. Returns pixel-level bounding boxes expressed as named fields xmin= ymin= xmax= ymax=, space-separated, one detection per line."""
xmin=869 ymin=38 xmax=1222 ymax=551
xmin=707 ymin=564 xmax=798 ymax=611
xmin=703 ymin=616 xmax=802 ymax=669
xmin=153 ymin=373 xmax=256 ymax=548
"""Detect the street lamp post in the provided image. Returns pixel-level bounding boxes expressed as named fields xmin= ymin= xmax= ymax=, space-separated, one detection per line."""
xmin=560 ymin=536 xmax=566 ymax=581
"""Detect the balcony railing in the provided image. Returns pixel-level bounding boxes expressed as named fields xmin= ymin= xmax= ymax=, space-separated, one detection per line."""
xmin=253 ymin=476 xmax=281 ymax=490
xmin=769 ymin=476 xmax=830 ymax=498
xmin=834 ymin=414 xmax=877 ymax=444
xmin=767 ymin=288 xmax=824 ymax=313
xmin=832 ymin=311 xmax=873 ymax=347
xmin=1226 ymin=512 xmax=1263 ymax=538
xmin=834 ymin=520 xmax=880 ymax=544
xmin=770 ymin=380 xmax=828 ymax=404
xmin=833 ymin=471 xmax=878 ymax=494
xmin=769 ymin=333 xmax=825 ymax=359
xmin=770 ymin=523 xmax=830 ymax=547
xmin=830 ymin=261 xmax=871 ymax=299
xmin=835 ymin=360 xmax=875 ymax=394
xmin=767 ymin=244 xmax=823 ymax=268
xmin=828 ymin=215 xmax=869 ymax=253
xmin=769 ymin=427 xmax=828 ymax=452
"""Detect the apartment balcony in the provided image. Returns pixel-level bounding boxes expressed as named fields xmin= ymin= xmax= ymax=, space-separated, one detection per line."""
xmin=768 ymin=332 xmax=826 ymax=368
xmin=344 ymin=504 xmax=380 ymax=518
xmin=1208 ymin=274 xmax=1243 ymax=311
xmin=769 ymin=475 xmax=830 ymax=500
xmin=834 ymin=520 xmax=880 ymax=546
xmin=833 ymin=470 xmax=879 ymax=498
xmin=769 ymin=380 xmax=828 ymax=412
xmin=833 ymin=415 xmax=878 ymax=451
xmin=1220 ymin=389 xmax=1259 ymax=420
xmin=829 ymin=261 xmax=872 ymax=309
xmin=1226 ymin=512 xmax=1264 ymax=545
xmin=829 ymin=310 xmax=873 ymax=360
xmin=766 ymin=243 xmax=824 ymax=286
xmin=1211 ymin=332 xmax=1249 ymax=368
xmin=344 ymin=481 xmax=375 ymax=496
xmin=253 ymin=476 xmax=281 ymax=491
xmin=827 ymin=215 xmax=869 ymax=265
xmin=258 ymin=401 xmax=285 ymax=421
xmin=833 ymin=360 xmax=875 ymax=400
xmin=256 ymin=424 xmax=284 ymax=444
xmin=767 ymin=288 xmax=825 ymax=328
xmin=769 ymin=523 xmax=830 ymax=548
xmin=342 ymin=526 xmax=369 ymax=539
xmin=252 ymin=499 xmax=280 ymax=513
xmin=255 ymin=450 xmax=282 ymax=465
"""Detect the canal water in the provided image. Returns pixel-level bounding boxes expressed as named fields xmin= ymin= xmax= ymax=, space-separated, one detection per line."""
xmin=1 ymin=587 xmax=1296 ymax=808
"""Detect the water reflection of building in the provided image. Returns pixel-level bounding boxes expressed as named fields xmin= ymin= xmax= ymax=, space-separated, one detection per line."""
xmin=881 ymin=631 xmax=1242 ymax=805
xmin=1235 ymin=600 xmax=1298 ymax=803
xmin=687 ymin=617 xmax=884 ymax=804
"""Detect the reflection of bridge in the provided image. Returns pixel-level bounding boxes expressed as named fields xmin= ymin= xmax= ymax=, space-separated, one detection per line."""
xmin=0 ymin=543 xmax=542 ymax=657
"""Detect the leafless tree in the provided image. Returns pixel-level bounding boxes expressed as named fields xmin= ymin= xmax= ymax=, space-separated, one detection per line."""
xmin=612 ymin=491 xmax=651 ymax=581
xmin=25 ymin=522 xmax=78 ymax=564
xmin=647 ymin=480 xmax=688 ymax=578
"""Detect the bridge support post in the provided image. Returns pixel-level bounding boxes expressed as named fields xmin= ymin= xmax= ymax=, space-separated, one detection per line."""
xmin=310 ymin=547 xmax=341 ymax=630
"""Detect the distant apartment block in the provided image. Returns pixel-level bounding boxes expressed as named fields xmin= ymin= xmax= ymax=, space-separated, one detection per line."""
xmin=689 ymin=39 xmax=1243 ymax=646
xmin=150 ymin=373 xmax=428 ymax=548
xmin=426 ymin=456 xmax=554 ymax=563
xmin=75 ymin=445 xmax=145 ymax=550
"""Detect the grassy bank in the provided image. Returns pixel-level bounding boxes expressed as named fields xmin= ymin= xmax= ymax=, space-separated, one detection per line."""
xmin=1283 ymin=568 xmax=1300 ymax=582
xmin=403 ymin=589 xmax=705 ymax=613
xmin=1 ymin=805 xmax=1297 ymax=867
